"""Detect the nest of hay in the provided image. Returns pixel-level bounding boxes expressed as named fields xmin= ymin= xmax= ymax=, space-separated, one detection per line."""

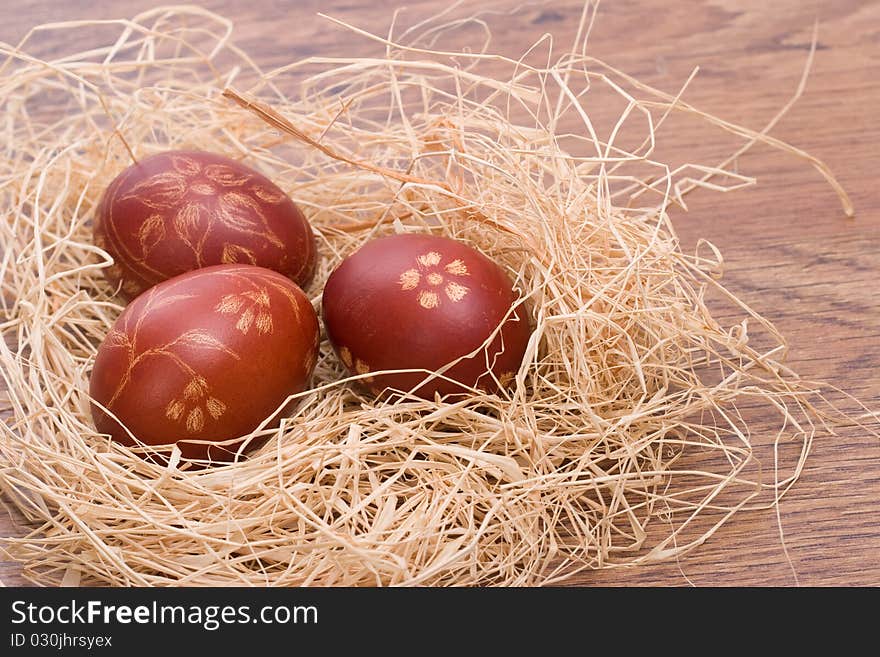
xmin=0 ymin=5 xmax=868 ymax=586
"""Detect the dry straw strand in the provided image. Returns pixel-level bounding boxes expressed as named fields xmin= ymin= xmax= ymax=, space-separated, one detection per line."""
xmin=1 ymin=3 xmax=875 ymax=586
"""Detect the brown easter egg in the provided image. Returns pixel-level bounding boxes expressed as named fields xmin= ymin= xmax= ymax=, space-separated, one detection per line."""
xmin=93 ymin=150 xmax=316 ymax=299
xmin=322 ymin=234 xmax=530 ymax=398
xmin=89 ymin=264 xmax=319 ymax=461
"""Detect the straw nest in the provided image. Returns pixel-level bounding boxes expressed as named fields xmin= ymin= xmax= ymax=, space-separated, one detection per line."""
xmin=0 ymin=4 xmax=871 ymax=586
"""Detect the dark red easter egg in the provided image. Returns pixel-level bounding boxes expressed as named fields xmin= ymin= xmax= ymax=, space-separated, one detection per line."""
xmin=93 ymin=150 xmax=316 ymax=299
xmin=89 ymin=264 xmax=319 ymax=462
xmin=322 ymin=234 xmax=530 ymax=398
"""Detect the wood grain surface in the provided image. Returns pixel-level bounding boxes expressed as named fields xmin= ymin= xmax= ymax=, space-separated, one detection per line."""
xmin=2 ymin=0 xmax=879 ymax=587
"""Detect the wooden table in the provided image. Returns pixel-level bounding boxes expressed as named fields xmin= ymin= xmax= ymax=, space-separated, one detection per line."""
xmin=2 ymin=0 xmax=879 ymax=586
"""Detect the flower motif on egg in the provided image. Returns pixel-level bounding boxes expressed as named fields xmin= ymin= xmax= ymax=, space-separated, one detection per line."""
xmin=398 ymin=251 xmax=471 ymax=310
xmin=118 ymin=154 xmax=283 ymax=209
xmin=322 ymin=234 xmax=531 ymax=399
xmin=95 ymin=150 xmax=317 ymax=300
xmin=117 ymin=154 xmax=287 ymax=265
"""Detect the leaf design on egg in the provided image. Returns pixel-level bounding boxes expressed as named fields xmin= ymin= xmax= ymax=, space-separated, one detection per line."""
xmin=98 ymin=265 xmax=319 ymax=448
xmin=221 ymin=243 xmax=257 ymax=265
xmin=173 ymin=202 xmax=208 ymax=250
xmin=262 ymin=278 xmax=303 ymax=321
xmin=338 ymin=346 xmax=353 ymax=368
xmin=205 ymin=397 xmax=227 ymax=420
xmin=186 ymin=407 xmax=205 ymax=433
xmin=144 ymin=293 xmax=198 ymax=314
xmin=352 ymin=358 xmax=375 ymax=383
xmin=189 ymin=182 xmax=217 ymax=196
xmin=204 ymin=164 xmax=251 ymax=187
xmin=251 ymin=184 xmax=286 ymax=204
xmin=137 ymin=214 xmax=166 ymax=257
xmin=214 ymin=294 xmax=244 ymax=314
xmin=218 ymin=191 xmax=284 ymax=248
xmin=233 ymin=308 xmax=254 ymax=334
xmin=112 ymin=325 xmax=236 ymax=436
xmin=119 ymin=171 xmax=187 ymax=209
xmin=170 ymin=155 xmax=202 ymax=177
xmin=183 ymin=376 xmax=209 ymax=400
xmin=166 ymin=373 xmax=231 ymax=435
xmin=217 ymin=192 xmax=261 ymax=229
xmin=103 ymin=329 xmax=131 ymax=350
xmin=172 ymin=329 xmax=241 ymax=359
xmin=210 ymin=268 xmax=305 ymax=325
xmin=255 ymin=311 xmax=273 ymax=334
xmin=165 ymin=400 xmax=185 ymax=422
xmin=165 ymin=378 xmax=228 ymax=434
xmin=214 ymin=287 xmax=275 ymax=335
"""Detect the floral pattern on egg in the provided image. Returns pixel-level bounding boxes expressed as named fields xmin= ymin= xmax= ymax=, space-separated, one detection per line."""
xmin=322 ymin=234 xmax=530 ymax=398
xmin=93 ymin=150 xmax=316 ymax=299
xmin=89 ymin=264 xmax=319 ymax=462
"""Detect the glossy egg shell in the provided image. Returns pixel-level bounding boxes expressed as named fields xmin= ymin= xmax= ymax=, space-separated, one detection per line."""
xmin=93 ymin=150 xmax=317 ymax=299
xmin=89 ymin=264 xmax=320 ymax=461
xmin=322 ymin=233 xmax=530 ymax=398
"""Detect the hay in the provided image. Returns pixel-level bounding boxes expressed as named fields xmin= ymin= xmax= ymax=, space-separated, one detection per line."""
xmin=0 ymin=3 xmax=873 ymax=586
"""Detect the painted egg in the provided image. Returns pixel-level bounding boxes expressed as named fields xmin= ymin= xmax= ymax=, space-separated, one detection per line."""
xmin=322 ymin=233 xmax=530 ymax=398
xmin=93 ymin=150 xmax=317 ymax=299
xmin=89 ymin=264 xmax=320 ymax=462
